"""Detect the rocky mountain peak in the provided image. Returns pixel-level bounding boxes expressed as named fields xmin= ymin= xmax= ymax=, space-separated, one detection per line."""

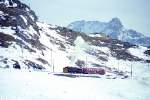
xmin=0 ymin=0 xmax=41 ymax=50
xmin=108 ymin=17 xmax=123 ymax=29
xmin=0 ymin=0 xmax=26 ymax=8
xmin=68 ymin=18 xmax=150 ymax=47
xmin=0 ymin=0 xmax=38 ymax=30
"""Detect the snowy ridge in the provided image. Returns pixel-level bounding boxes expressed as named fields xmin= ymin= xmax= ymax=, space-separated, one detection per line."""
xmin=0 ymin=0 xmax=17 ymax=7
xmin=0 ymin=0 xmax=149 ymax=77
xmin=68 ymin=18 xmax=150 ymax=47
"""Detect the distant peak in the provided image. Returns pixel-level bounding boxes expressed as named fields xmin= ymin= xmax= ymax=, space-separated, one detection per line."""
xmin=109 ymin=18 xmax=121 ymax=24
xmin=108 ymin=17 xmax=123 ymax=29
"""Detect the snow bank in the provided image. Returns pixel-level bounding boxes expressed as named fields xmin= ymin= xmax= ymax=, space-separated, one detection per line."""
xmin=0 ymin=70 xmax=150 ymax=100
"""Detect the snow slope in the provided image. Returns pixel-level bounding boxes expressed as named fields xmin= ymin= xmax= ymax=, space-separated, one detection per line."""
xmin=0 ymin=70 xmax=150 ymax=100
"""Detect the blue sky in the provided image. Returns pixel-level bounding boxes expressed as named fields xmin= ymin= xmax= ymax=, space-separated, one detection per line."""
xmin=22 ymin=0 xmax=150 ymax=36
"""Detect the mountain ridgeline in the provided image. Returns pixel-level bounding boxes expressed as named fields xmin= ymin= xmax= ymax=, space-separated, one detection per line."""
xmin=0 ymin=0 xmax=149 ymax=76
xmin=68 ymin=18 xmax=150 ymax=47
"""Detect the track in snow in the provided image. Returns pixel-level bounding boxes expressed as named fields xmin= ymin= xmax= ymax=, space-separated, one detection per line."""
xmin=52 ymin=73 xmax=129 ymax=79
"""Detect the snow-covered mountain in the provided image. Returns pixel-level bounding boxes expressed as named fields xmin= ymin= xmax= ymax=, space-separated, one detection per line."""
xmin=68 ymin=18 xmax=150 ymax=47
xmin=1 ymin=1 xmax=150 ymax=100
xmin=0 ymin=0 xmax=150 ymax=78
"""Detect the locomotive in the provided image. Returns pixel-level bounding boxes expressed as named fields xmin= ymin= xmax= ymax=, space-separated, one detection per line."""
xmin=63 ymin=66 xmax=105 ymax=75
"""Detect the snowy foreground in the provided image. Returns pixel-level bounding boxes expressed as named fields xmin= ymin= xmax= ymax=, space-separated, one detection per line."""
xmin=0 ymin=69 xmax=150 ymax=100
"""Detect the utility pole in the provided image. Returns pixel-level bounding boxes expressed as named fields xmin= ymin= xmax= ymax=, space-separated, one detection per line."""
xmin=104 ymin=61 xmax=106 ymax=71
xmin=148 ymin=55 xmax=150 ymax=70
xmin=85 ymin=56 xmax=87 ymax=67
xmin=130 ymin=62 xmax=133 ymax=77
xmin=21 ymin=45 xmax=23 ymax=58
xmin=149 ymin=55 xmax=150 ymax=70
xmin=147 ymin=60 xmax=150 ymax=70
xmin=117 ymin=59 xmax=119 ymax=71
xmin=148 ymin=61 xmax=150 ymax=70
xmin=53 ymin=57 xmax=55 ymax=73
xmin=51 ymin=49 xmax=53 ymax=72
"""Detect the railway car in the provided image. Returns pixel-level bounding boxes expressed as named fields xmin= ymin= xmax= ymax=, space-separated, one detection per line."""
xmin=63 ymin=66 xmax=105 ymax=75
xmin=63 ymin=66 xmax=83 ymax=74
xmin=82 ymin=67 xmax=105 ymax=75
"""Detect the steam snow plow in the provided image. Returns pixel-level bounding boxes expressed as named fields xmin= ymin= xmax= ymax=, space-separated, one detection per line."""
xmin=63 ymin=66 xmax=105 ymax=75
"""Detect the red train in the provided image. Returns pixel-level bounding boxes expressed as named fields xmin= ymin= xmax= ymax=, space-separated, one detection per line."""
xmin=63 ymin=66 xmax=105 ymax=75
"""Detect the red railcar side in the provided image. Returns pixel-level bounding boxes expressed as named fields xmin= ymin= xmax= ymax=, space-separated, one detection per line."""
xmin=63 ymin=66 xmax=105 ymax=75
xmin=82 ymin=68 xmax=105 ymax=75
